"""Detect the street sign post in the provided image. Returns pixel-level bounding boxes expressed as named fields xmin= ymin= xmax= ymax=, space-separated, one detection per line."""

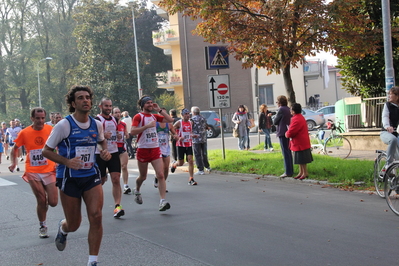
xmin=208 ymin=74 xmax=231 ymax=109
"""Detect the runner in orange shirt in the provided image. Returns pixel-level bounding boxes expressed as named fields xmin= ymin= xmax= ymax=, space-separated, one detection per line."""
xmin=9 ymin=107 xmax=58 ymax=239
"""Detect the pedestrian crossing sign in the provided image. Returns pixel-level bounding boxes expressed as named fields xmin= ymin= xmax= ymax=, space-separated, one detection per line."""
xmin=205 ymin=46 xmax=229 ymax=70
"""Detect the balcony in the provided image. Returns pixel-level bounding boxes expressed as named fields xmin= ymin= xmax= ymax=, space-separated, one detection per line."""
xmin=152 ymin=24 xmax=179 ymax=49
xmin=155 ymin=69 xmax=182 ymax=89
xmin=304 ymin=61 xmax=321 ymax=78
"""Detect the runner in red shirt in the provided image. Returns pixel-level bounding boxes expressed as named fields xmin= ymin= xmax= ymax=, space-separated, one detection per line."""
xmin=170 ymin=108 xmax=197 ymax=185
xmin=131 ymin=96 xmax=174 ymax=211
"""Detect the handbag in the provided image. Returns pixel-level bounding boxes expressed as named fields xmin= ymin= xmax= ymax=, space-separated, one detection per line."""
xmin=249 ymin=118 xmax=255 ymax=129
xmin=233 ymin=125 xmax=240 ymax=138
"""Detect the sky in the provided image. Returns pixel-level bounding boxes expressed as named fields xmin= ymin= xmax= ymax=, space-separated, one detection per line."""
xmin=306 ymin=51 xmax=338 ymax=66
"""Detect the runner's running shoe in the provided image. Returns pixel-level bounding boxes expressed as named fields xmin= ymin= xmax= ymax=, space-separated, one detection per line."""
xmin=113 ymin=205 xmax=125 ymax=218
xmin=188 ymin=179 xmax=198 ymax=186
xmin=159 ymin=200 xmax=171 ymax=211
xmin=153 ymin=177 xmax=158 ymax=188
xmin=55 ymin=219 xmax=68 ymax=251
xmin=39 ymin=226 xmax=49 ymax=239
xmin=170 ymin=163 xmax=176 ymax=173
xmin=134 ymin=189 xmax=143 ymax=204
xmin=123 ymin=186 xmax=132 ymax=195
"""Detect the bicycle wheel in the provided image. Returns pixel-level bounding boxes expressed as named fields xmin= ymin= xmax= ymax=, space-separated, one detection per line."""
xmin=309 ymin=133 xmax=325 ymax=154
xmin=374 ymin=152 xmax=387 ymax=198
xmin=384 ymin=162 xmax=399 ymax=215
xmin=324 ymin=136 xmax=352 ymax=159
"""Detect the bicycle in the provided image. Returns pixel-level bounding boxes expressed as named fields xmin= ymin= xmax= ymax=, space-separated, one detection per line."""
xmin=309 ymin=126 xmax=327 ymax=155
xmin=384 ymin=161 xmax=399 ymax=215
xmin=374 ymin=150 xmax=388 ymax=198
xmin=309 ymin=120 xmax=352 ymax=159
xmin=323 ymin=119 xmax=352 ymax=159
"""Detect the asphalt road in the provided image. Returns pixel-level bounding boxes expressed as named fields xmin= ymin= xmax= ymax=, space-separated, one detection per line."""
xmin=0 ymin=151 xmax=396 ymax=266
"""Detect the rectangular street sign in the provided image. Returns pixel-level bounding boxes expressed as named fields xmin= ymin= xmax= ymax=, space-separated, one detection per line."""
xmin=205 ymin=46 xmax=229 ymax=70
xmin=208 ymin=74 xmax=231 ymax=109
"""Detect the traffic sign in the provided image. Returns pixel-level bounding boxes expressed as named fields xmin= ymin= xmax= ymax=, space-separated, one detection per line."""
xmin=208 ymin=74 xmax=231 ymax=109
xmin=205 ymin=46 xmax=229 ymax=70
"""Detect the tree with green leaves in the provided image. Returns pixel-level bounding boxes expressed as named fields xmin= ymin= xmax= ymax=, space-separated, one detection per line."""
xmin=160 ymin=0 xmax=380 ymax=105
xmin=338 ymin=1 xmax=399 ymax=97
xmin=72 ymin=0 xmax=171 ymax=115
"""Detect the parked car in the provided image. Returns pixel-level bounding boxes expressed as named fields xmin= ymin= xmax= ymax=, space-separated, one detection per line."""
xmin=200 ymin=110 xmax=223 ymax=138
xmin=271 ymin=108 xmax=325 ymax=131
xmin=316 ymin=105 xmax=336 ymax=123
xmin=302 ymin=108 xmax=326 ymax=130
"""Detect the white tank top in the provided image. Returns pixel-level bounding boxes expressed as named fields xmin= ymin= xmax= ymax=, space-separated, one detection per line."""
xmin=137 ymin=113 xmax=159 ymax=149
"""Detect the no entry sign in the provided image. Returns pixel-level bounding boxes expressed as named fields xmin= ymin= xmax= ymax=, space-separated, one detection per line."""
xmin=208 ymin=74 xmax=231 ymax=109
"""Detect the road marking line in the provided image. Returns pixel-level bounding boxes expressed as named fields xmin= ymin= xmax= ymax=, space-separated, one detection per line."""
xmin=0 ymin=178 xmax=17 ymax=186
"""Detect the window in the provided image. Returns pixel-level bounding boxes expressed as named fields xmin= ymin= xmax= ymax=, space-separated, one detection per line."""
xmin=259 ymin=84 xmax=274 ymax=106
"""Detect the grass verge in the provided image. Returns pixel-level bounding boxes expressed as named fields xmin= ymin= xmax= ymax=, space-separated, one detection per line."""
xmin=208 ymin=143 xmax=375 ymax=191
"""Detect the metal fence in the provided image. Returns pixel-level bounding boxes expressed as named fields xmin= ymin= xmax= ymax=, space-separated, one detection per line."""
xmin=221 ymin=96 xmax=385 ymax=133
xmin=361 ymin=96 xmax=385 ymax=129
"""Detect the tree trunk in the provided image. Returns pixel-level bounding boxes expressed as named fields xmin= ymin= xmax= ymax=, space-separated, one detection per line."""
xmin=282 ymin=64 xmax=296 ymax=106
xmin=19 ymin=88 xmax=29 ymax=110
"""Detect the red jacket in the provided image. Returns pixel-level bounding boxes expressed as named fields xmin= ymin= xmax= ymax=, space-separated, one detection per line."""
xmin=285 ymin=114 xmax=311 ymax=152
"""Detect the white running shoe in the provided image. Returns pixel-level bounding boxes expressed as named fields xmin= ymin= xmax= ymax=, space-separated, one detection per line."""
xmin=123 ymin=186 xmax=132 ymax=195
xmin=39 ymin=226 xmax=49 ymax=238
xmin=194 ymin=170 xmax=205 ymax=175
xmin=134 ymin=189 xmax=143 ymax=204
xmin=159 ymin=200 xmax=170 ymax=211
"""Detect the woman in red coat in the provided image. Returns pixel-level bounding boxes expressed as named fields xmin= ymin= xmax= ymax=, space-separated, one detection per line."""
xmin=285 ymin=103 xmax=313 ymax=180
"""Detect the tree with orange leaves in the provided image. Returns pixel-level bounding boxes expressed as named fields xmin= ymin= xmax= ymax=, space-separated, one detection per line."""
xmin=160 ymin=0 xmax=379 ymax=105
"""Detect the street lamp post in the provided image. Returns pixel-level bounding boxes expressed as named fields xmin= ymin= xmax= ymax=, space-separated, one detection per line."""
xmin=382 ymin=0 xmax=395 ymax=98
xmin=129 ymin=0 xmax=142 ymax=98
xmin=37 ymin=57 xmax=53 ymax=107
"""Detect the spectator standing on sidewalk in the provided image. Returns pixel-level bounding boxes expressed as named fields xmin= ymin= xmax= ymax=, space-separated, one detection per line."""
xmin=9 ymin=107 xmax=58 ymax=239
xmin=285 ymin=103 xmax=313 ymax=180
xmin=258 ymin=104 xmax=275 ymax=152
xmin=190 ymin=106 xmax=211 ymax=175
xmin=274 ymin=95 xmax=293 ymax=178
xmin=42 ymin=85 xmax=111 ymax=266
xmin=244 ymin=105 xmax=254 ymax=150
xmin=232 ymin=105 xmax=251 ymax=150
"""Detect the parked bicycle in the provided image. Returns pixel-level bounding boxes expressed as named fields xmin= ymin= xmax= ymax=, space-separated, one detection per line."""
xmin=309 ymin=126 xmax=327 ymax=155
xmin=374 ymin=150 xmax=387 ymax=198
xmin=309 ymin=119 xmax=352 ymax=159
